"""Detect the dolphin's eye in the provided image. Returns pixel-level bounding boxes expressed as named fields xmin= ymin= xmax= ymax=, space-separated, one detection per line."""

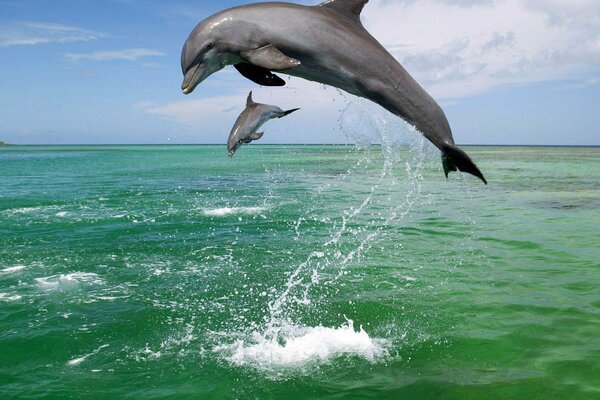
xmin=207 ymin=42 xmax=215 ymax=50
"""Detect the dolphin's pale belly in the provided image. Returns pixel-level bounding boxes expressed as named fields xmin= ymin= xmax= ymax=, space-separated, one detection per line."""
xmin=229 ymin=108 xmax=274 ymax=149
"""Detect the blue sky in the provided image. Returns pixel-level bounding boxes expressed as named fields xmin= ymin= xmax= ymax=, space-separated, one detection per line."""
xmin=1 ymin=0 xmax=599 ymax=145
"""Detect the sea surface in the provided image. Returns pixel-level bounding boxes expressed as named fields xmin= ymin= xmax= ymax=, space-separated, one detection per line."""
xmin=1 ymin=141 xmax=599 ymax=399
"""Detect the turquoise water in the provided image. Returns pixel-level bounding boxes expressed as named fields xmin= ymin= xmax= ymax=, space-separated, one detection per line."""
xmin=1 ymin=143 xmax=599 ymax=399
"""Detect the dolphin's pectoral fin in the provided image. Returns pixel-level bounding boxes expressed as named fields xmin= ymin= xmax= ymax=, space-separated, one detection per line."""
xmin=441 ymin=144 xmax=487 ymax=184
xmin=318 ymin=0 xmax=369 ymax=24
xmin=234 ymin=63 xmax=286 ymax=87
xmin=241 ymin=45 xmax=301 ymax=71
xmin=240 ymin=133 xmax=263 ymax=144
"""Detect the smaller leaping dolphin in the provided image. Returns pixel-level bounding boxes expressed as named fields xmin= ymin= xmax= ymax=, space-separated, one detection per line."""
xmin=227 ymin=91 xmax=299 ymax=157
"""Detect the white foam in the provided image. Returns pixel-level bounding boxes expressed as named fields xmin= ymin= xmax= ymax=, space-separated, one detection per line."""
xmin=203 ymin=206 xmax=267 ymax=217
xmin=11 ymin=207 xmax=42 ymax=214
xmin=0 ymin=292 xmax=22 ymax=302
xmin=133 ymin=345 xmax=162 ymax=362
xmin=94 ymin=295 xmax=129 ymax=301
xmin=215 ymin=320 xmax=389 ymax=371
xmin=36 ymin=272 xmax=104 ymax=290
xmin=55 ymin=211 xmax=69 ymax=218
xmin=1 ymin=265 xmax=26 ymax=274
xmin=67 ymin=356 xmax=88 ymax=366
xmin=67 ymin=344 xmax=109 ymax=366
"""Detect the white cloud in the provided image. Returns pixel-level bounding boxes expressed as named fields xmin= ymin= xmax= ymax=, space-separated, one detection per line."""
xmin=0 ymin=22 xmax=102 ymax=47
xmin=362 ymin=0 xmax=600 ymax=98
xmin=66 ymin=48 xmax=166 ymax=62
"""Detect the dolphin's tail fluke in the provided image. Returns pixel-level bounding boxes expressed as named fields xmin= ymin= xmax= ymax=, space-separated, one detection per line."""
xmin=280 ymin=108 xmax=300 ymax=117
xmin=441 ymin=144 xmax=487 ymax=184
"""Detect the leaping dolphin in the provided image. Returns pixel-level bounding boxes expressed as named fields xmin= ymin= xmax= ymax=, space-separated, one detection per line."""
xmin=228 ymin=91 xmax=299 ymax=157
xmin=181 ymin=0 xmax=487 ymax=183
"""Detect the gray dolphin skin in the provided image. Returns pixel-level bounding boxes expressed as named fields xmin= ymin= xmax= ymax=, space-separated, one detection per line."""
xmin=227 ymin=91 xmax=299 ymax=158
xmin=181 ymin=0 xmax=487 ymax=183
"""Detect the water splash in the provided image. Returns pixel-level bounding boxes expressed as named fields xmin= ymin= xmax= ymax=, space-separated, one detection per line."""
xmin=215 ymin=319 xmax=388 ymax=373
xmin=266 ymin=102 xmax=427 ymax=323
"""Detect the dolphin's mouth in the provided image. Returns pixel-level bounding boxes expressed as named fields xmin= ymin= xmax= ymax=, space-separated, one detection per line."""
xmin=182 ymin=64 xmax=202 ymax=95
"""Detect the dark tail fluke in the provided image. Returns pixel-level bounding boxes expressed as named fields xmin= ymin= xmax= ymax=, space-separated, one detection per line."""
xmin=280 ymin=108 xmax=300 ymax=117
xmin=441 ymin=144 xmax=487 ymax=184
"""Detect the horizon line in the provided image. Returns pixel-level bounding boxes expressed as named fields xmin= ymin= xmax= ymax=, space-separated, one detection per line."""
xmin=1 ymin=143 xmax=600 ymax=148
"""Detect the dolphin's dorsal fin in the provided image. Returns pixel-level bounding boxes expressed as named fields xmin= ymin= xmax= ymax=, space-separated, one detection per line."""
xmin=246 ymin=91 xmax=254 ymax=106
xmin=318 ymin=0 xmax=368 ymax=23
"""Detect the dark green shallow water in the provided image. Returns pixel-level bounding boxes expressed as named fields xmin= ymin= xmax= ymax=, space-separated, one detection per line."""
xmin=1 ymin=144 xmax=599 ymax=399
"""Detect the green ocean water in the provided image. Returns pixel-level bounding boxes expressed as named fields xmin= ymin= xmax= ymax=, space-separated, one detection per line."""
xmin=1 ymin=143 xmax=599 ymax=399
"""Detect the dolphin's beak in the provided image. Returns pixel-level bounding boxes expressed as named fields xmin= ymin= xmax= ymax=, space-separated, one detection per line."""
xmin=228 ymin=143 xmax=239 ymax=158
xmin=181 ymin=64 xmax=204 ymax=95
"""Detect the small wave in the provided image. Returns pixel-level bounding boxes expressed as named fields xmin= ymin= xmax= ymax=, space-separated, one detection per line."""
xmin=36 ymin=272 xmax=104 ymax=290
xmin=1 ymin=265 xmax=26 ymax=274
xmin=202 ymin=206 xmax=268 ymax=217
xmin=11 ymin=207 xmax=43 ymax=214
xmin=0 ymin=292 xmax=22 ymax=302
xmin=67 ymin=344 xmax=109 ymax=366
xmin=215 ymin=320 xmax=389 ymax=372
xmin=55 ymin=211 xmax=69 ymax=218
